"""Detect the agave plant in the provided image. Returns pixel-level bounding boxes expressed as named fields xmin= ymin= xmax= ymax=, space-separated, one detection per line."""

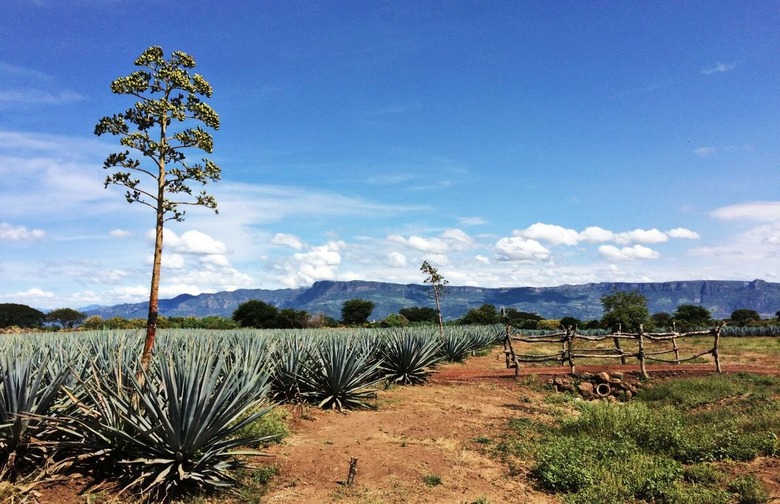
xmin=380 ymin=330 xmax=441 ymax=385
xmin=0 ymin=349 xmax=72 ymax=481
xmin=269 ymin=336 xmax=312 ymax=403
xmin=439 ymin=331 xmax=473 ymax=362
xmin=302 ymin=337 xmax=383 ymax=411
xmin=51 ymin=347 xmax=273 ymax=502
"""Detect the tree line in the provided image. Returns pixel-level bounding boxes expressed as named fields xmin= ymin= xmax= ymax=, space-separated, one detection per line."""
xmin=2 ymin=291 xmax=778 ymax=331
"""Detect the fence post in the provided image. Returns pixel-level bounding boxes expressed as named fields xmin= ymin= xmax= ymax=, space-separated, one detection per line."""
xmin=613 ymin=336 xmax=626 ymax=365
xmin=713 ymin=322 xmax=724 ymax=373
xmin=638 ymin=324 xmax=648 ymax=379
xmin=567 ymin=327 xmax=576 ymax=375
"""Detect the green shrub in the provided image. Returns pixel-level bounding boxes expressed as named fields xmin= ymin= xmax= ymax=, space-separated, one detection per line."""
xmin=422 ymin=474 xmax=442 ymax=487
xmin=728 ymin=474 xmax=770 ymax=504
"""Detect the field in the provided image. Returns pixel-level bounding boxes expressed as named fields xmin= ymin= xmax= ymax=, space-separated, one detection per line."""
xmin=2 ymin=329 xmax=778 ymax=503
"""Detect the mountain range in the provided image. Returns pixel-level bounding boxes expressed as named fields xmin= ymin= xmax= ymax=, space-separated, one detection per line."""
xmin=83 ymin=279 xmax=780 ymax=321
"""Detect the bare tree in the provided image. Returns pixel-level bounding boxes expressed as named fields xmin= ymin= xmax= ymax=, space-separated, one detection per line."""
xmin=420 ymin=261 xmax=448 ymax=338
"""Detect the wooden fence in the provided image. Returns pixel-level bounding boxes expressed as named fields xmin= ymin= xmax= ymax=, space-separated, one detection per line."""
xmin=503 ymin=322 xmax=725 ymax=378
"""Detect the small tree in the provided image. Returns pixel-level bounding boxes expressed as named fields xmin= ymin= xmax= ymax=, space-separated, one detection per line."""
xmin=95 ymin=46 xmax=221 ymax=375
xmin=600 ymin=290 xmax=650 ymax=332
xmin=232 ymin=300 xmax=280 ymax=328
xmin=0 ymin=303 xmax=45 ymax=328
xmin=341 ymin=299 xmax=375 ymax=326
xmin=460 ymin=304 xmax=501 ymax=325
xmin=46 ymin=308 xmax=86 ymax=329
xmin=399 ymin=306 xmax=439 ymax=324
xmin=673 ymin=304 xmax=712 ymax=329
xmin=420 ymin=261 xmax=448 ymax=338
xmin=730 ymin=308 xmax=761 ymax=326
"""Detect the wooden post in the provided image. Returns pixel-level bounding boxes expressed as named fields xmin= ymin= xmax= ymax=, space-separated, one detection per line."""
xmin=638 ymin=324 xmax=647 ymax=379
xmin=672 ymin=336 xmax=680 ymax=364
xmin=504 ymin=324 xmax=520 ymax=376
xmin=713 ymin=322 xmax=724 ymax=373
xmin=567 ymin=327 xmax=576 ymax=375
xmin=613 ymin=337 xmax=626 ymax=365
xmin=346 ymin=457 xmax=358 ymax=485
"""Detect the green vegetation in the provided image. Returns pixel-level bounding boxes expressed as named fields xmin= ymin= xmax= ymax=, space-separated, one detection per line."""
xmin=600 ymin=290 xmax=650 ymax=332
xmin=422 ymin=474 xmax=442 ymax=487
xmin=341 ymin=298 xmax=376 ymax=326
xmin=499 ymin=373 xmax=779 ymax=503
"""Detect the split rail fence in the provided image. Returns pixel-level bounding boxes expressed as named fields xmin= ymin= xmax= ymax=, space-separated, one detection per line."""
xmin=503 ymin=322 xmax=725 ymax=378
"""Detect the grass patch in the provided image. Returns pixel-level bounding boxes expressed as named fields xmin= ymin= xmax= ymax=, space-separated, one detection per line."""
xmin=502 ymin=372 xmax=780 ymax=503
xmin=235 ymin=406 xmax=291 ymax=447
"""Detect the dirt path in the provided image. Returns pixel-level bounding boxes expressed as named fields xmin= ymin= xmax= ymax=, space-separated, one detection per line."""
xmin=263 ymin=349 xmax=559 ymax=504
xmin=262 ymin=346 xmax=780 ymax=504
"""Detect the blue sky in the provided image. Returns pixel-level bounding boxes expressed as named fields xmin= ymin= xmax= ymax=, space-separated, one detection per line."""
xmin=1 ymin=1 xmax=779 ymax=311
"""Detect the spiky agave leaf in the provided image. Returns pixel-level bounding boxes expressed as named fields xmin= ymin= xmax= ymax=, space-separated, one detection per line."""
xmin=380 ymin=330 xmax=441 ymax=385
xmin=302 ymin=337 xmax=383 ymax=411
xmin=269 ymin=337 xmax=312 ymax=402
xmin=0 ymin=348 xmax=72 ymax=481
xmin=439 ymin=330 xmax=473 ymax=362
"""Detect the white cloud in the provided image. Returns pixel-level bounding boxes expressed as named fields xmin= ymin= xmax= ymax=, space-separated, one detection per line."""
xmin=710 ymin=201 xmax=780 ymax=222
xmin=272 ymin=233 xmax=304 ymax=250
xmin=494 ymin=237 xmax=550 ymax=262
xmin=518 ymin=222 xmax=580 ymax=246
xmin=277 ymin=241 xmax=344 ymax=288
xmin=700 ymin=61 xmax=737 ymax=75
xmin=599 ymin=244 xmax=660 ymax=261
xmin=579 ymin=226 xmax=615 ymax=243
xmin=475 ymin=255 xmax=490 ymax=264
xmin=386 ymin=251 xmax=406 ymax=267
xmin=164 ymin=229 xmax=228 ymax=255
xmin=615 ymin=228 xmax=668 ymax=245
xmin=1 ymin=288 xmax=54 ymax=301
xmin=110 ymin=229 xmax=132 ymax=238
xmin=0 ymin=222 xmax=44 ymax=241
xmin=667 ymin=228 xmax=700 ymax=239
xmin=441 ymin=228 xmax=473 ymax=249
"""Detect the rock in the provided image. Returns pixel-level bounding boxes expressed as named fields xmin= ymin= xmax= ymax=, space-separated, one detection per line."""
xmin=577 ymin=381 xmax=594 ymax=398
xmin=596 ymin=372 xmax=611 ymax=383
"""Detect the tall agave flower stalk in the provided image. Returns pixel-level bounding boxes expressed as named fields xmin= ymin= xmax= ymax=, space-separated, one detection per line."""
xmin=302 ymin=337 xmax=383 ymax=411
xmin=51 ymin=347 xmax=273 ymax=502
xmin=380 ymin=330 xmax=441 ymax=385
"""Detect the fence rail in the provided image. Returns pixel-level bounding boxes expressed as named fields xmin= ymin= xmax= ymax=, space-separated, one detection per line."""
xmin=503 ymin=323 xmax=725 ymax=378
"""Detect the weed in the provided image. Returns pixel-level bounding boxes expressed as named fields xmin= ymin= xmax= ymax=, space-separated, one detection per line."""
xmin=422 ymin=474 xmax=442 ymax=487
xmin=473 ymin=435 xmax=491 ymax=444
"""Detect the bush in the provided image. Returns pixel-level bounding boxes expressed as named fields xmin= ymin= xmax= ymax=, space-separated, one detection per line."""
xmin=728 ymin=474 xmax=770 ymax=504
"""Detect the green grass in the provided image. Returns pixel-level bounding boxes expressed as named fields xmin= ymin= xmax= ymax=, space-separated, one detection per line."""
xmin=499 ymin=372 xmax=779 ymax=503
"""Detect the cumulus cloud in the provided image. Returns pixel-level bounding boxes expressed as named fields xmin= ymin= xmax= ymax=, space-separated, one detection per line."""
xmin=518 ymin=223 xmax=580 ymax=246
xmin=615 ymin=228 xmax=668 ymax=245
xmin=386 ymin=251 xmax=406 ymax=267
xmin=164 ymin=229 xmax=228 ymax=255
xmin=271 ymin=233 xmax=304 ymax=250
xmin=710 ymin=201 xmax=780 ymax=222
xmin=277 ymin=241 xmax=344 ymax=288
xmin=512 ymin=223 xmax=690 ymax=246
xmin=1 ymin=288 xmax=54 ymax=301
xmin=0 ymin=222 xmax=44 ymax=241
xmin=599 ymin=244 xmax=660 ymax=261
xmin=389 ymin=228 xmax=474 ymax=254
xmin=494 ymin=237 xmax=550 ymax=262
xmin=667 ymin=228 xmax=700 ymax=239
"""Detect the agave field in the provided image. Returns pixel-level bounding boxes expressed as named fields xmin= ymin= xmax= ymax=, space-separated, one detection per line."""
xmin=0 ymin=326 xmax=501 ymax=502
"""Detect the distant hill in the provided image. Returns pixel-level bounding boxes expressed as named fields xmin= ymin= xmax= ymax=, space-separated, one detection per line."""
xmin=83 ymin=279 xmax=780 ymax=321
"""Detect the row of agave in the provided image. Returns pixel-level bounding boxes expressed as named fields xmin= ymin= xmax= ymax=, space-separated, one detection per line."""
xmin=0 ymin=325 xmax=501 ymax=502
